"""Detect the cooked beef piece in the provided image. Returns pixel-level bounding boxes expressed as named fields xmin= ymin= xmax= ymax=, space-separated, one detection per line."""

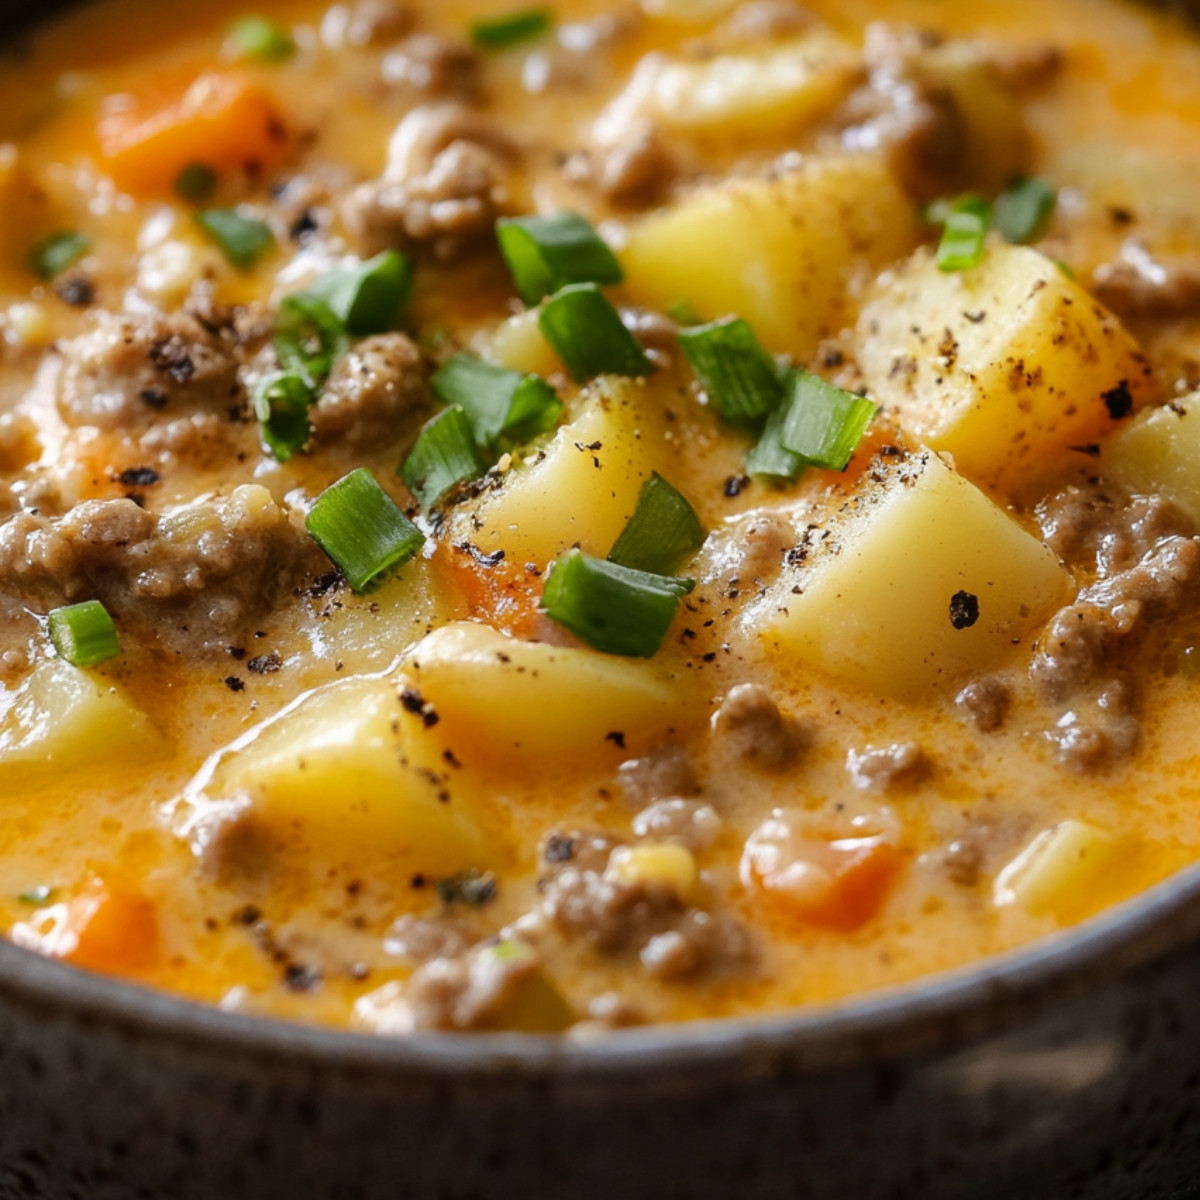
xmin=382 ymin=912 xmax=472 ymax=962
xmin=632 ymin=798 xmax=723 ymax=850
xmin=620 ymin=306 xmax=679 ymax=356
xmin=711 ymin=682 xmax=806 ymax=770
xmin=592 ymin=120 xmax=677 ymax=205
xmin=616 ymin=743 xmax=699 ymax=806
xmin=310 ymin=332 xmax=429 ymax=449
xmin=0 ymin=485 xmax=315 ymax=653
xmin=954 ymin=676 xmax=1010 ymax=732
xmin=846 ymin=741 xmax=930 ymax=792
xmin=380 ymin=33 xmax=480 ymax=100
xmin=403 ymin=939 xmax=547 ymax=1031
xmin=1091 ymin=251 xmax=1200 ymax=322
xmin=54 ymin=309 xmax=245 ymax=430
xmin=638 ymin=909 xmax=752 ymax=981
xmin=1047 ymin=681 xmax=1140 ymax=773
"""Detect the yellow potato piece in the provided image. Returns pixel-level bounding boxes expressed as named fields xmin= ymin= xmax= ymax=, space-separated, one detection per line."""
xmin=856 ymin=244 xmax=1157 ymax=496
xmin=993 ymin=820 xmax=1116 ymax=919
xmin=746 ymin=450 xmax=1069 ymax=699
xmin=486 ymin=309 xmax=563 ymax=378
xmin=620 ymin=155 xmax=920 ymax=356
xmin=399 ymin=622 xmax=683 ymax=769
xmin=193 ymin=674 xmax=484 ymax=872
xmin=1101 ymin=395 xmax=1200 ymax=525
xmin=0 ymin=660 xmax=162 ymax=773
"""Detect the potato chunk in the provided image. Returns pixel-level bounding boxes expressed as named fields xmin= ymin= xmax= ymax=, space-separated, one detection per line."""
xmin=1101 ymin=396 xmax=1200 ymax=525
xmin=187 ymin=675 xmax=484 ymax=872
xmin=400 ymin=622 xmax=683 ymax=769
xmin=993 ymin=820 xmax=1115 ymax=919
xmin=0 ymin=660 xmax=162 ymax=774
xmin=745 ymin=450 xmax=1068 ymax=699
xmin=620 ymin=155 xmax=919 ymax=356
xmin=856 ymin=244 xmax=1157 ymax=496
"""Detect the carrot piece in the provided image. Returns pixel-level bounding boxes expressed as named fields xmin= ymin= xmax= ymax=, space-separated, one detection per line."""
xmin=435 ymin=540 xmax=546 ymax=638
xmin=97 ymin=72 xmax=287 ymax=196
xmin=60 ymin=875 xmax=160 ymax=975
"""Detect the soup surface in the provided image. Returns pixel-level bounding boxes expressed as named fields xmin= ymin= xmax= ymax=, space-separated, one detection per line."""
xmin=2 ymin=0 xmax=1200 ymax=1034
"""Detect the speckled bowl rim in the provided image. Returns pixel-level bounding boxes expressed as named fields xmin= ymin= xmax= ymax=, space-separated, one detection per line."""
xmin=3 ymin=848 xmax=1200 ymax=1081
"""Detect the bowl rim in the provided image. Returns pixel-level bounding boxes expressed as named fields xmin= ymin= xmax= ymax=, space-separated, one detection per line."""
xmin=3 ymin=848 xmax=1200 ymax=1080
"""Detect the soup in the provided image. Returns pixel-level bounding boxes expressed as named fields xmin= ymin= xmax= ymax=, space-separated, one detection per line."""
xmin=1 ymin=0 xmax=1200 ymax=1035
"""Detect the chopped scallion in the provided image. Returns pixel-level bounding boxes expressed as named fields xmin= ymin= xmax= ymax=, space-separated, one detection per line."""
xmin=47 ymin=600 xmax=120 ymax=668
xmin=194 ymin=208 xmax=274 ymax=269
xmin=746 ymin=403 xmax=805 ymax=482
xmin=608 ymin=472 xmax=705 ymax=577
xmin=251 ymin=370 xmax=314 ymax=462
xmin=174 ymin=163 xmax=218 ymax=204
xmin=540 ymin=549 xmax=694 ymax=659
xmin=470 ymin=7 xmax=552 ymax=49
xmin=227 ymin=14 xmax=296 ymax=62
xmin=306 ymin=468 xmax=425 ymax=594
xmin=496 ymin=212 xmax=622 ymax=306
xmin=993 ymin=176 xmax=1056 ymax=245
xmin=274 ymin=295 xmax=347 ymax=385
xmin=400 ymin=406 xmax=487 ymax=510
xmin=30 ymin=231 xmax=90 ymax=280
xmin=778 ymin=370 xmax=876 ymax=471
xmin=537 ymin=283 xmax=653 ymax=382
xmin=302 ymin=250 xmax=413 ymax=336
xmin=935 ymin=195 xmax=990 ymax=273
xmin=678 ymin=317 xmax=784 ymax=424
xmin=431 ymin=354 xmax=561 ymax=448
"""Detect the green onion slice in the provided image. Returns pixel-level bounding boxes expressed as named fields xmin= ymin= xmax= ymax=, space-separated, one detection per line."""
xmin=470 ymin=7 xmax=553 ymax=49
xmin=194 ymin=208 xmax=274 ymax=269
xmin=227 ymin=14 xmax=297 ymax=62
xmin=746 ymin=403 xmax=805 ymax=483
xmin=47 ymin=600 xmax=120 ymax=668
xmin=274 ymin=295 xmax=347 ymax=385
xmin=301 ymin=251 xmax=413 ymax=336
xmin=541 ymin=549 xmax=694 ymax=659
xmin=678 ymin=317 xmax=784 ymax=424
xmin=608 ymin=472 xmax=705 ymax=577
xmin=778 ymin=370 xmax=876 ymax=471
xmin=993 ymin=176 xmax=1056 ymax=245
xmin=496 ymin=212 xmax=622 ymax=306
xmin=935 ymin=195 xmax=990 ymax=273
xmin=537 ymin=283 xmax=653 ymax=382
xmin=431 ymin=354 xmax=561 ymax=448
xmin=174 ymin=163 xmax=218 ymax=204
xmin=252 ymin=370 xmax=314 ymax=462
xmin=400 ymin=406 xmax=487 ymax=510
xmin=30 ymin=231 xmax=90 ymax=280
xmin=306 ymin=468 xmax=425 ymax=594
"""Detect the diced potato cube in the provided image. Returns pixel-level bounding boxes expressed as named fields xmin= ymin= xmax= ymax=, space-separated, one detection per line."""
xmin=856 ymin=244 xmax=1158 ymax=496
xmin=0 ymin=660 xmax=162 ymax=773
xmin=485 ymin=309 xmax=563 ymax=378
xmin=1102 ymin=396 xmax=1200 ymax=525
xmin=446 ymin=377 xmax=663 ymax=568
xmin=620 ymin=155 xmax=920 ymax=356
xmin=745 ymin=450 xmax=1068 ymax=699
xmin=607 ymin=843 xmax=697 ymax=900
xmin=399 ymin=622 xmax=684 ymax=768
xmin=993 ymin=820 xmax=1115 ymax=918
xmin=192 ymin=675 xmax=484 ymax=872
xmin=596 ymin=31 xmax=859 ymax=140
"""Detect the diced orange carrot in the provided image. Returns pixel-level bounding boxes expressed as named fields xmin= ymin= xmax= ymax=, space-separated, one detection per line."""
xmin=97 ymin=71 xmax=287 ymax=196
xmin=434 ymin=540 xmax=546 ymax=639
xmin=59 ymin=874 xmax=160 ymax=975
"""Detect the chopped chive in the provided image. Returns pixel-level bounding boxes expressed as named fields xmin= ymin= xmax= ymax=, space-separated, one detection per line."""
xmin=17 ymin=885 xmax=54 ymax=906
xmin=537 ymin=283 xmax=653 ymax=382
xmin=194 ymin=208 xmax=274 ymax=269
xmin=301 ymin=250 xmax=413 ymax=336
xmin=227 ymin=14 xmax=296 ymax=62
xmin=935 ymin=195 xmax=990 ymax=273
xmin=470 ymin=7 xmax=552 ymax=49
xmin=252 ymin=370 xmax=314 ymax=462
xmin=993 ymin=176 xmax=1056 ymax=245
xmin=174 ymin=162 xmax=218 ymax=204
xmin=274 ymin=295 xmax=347 ymax=385
xmin=306 ymin=468 xmax=425 ymax=594
xmin=30 ymin=231 xmax=90 ymax=280
xmin=778 ymin=370 xmax=875 ymax=471
xmin=608 ymin=472 xmax=705 ymax=577
xmin=678 ymin=317 xmax=784 ymax=424
xmin=746 ymin=402 xmax=805 ymax=482
xmin=400 ymin=406 xmax=487 ymax=510
xmin=47 ymin=600 xmax=120 ymax=668
xmin=541 ymin=550 xmax=694 ymax=658
xmin=431 ymin=354 xmax=561 ymax=449
xmin=496 ymin=212 xmax=622 ymax=306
